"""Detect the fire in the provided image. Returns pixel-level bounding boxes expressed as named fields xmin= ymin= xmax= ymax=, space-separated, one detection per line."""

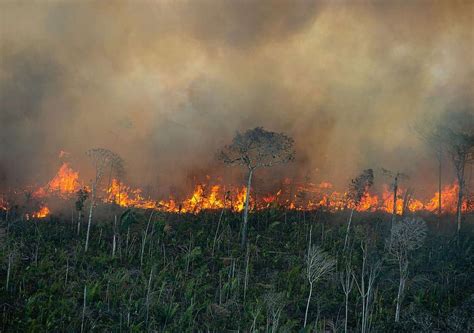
xmin=381 ymin=186 xmax=403 ymax=214
xmin=0 ymin=197 xmax=8 ymax=211
xmin=4 ymin=156 xmax=473 ymax=218
xmin=425 ymin=183 xmax=468 ymax=214
xmin=356 ymin=192 xmax=379 ymax=212
xmin=106 ymin=179 xmax=157 ymax=209
xmin=34 ymin=162 xmax=80 ymax=198
xmin=33 ymin=206 xmax=50 ymax=218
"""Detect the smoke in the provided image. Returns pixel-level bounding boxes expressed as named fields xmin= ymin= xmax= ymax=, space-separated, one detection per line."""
xmin=0 ymin=0 xmax=472 ymax=196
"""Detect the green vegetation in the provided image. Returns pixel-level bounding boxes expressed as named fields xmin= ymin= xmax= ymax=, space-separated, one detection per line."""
xmin=1 ymin=209 xmax=473 ymax=332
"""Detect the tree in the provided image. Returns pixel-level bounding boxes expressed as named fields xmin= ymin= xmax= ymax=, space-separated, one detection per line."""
xmin=382 ymin=169 xmax=409 ymax=225
xmin=218 ymin=127 xmax=295 ymax=248
xmin=264 ymin=291 xmax=286 ymax=333
xmin=353 ymin=242 xmax=380 ymax=333
xmin=84 ymin=148 xmax=124 ymax=252
xmin=438 ymin=111 xmax=474 ymax=232
xmin=387 ymin=217 xmax=427 ymax=322
xmin=304 ymin=245 xmax=335 ymax=327
xmin=414 ymin=117 xmax=445 ymax=218
xmin=75 ymin=187 xmax=88 ymax=236
xmin=340 ymin=260 xmax=354 ymax=333
xmin=344 ymin=169 xmax=374 ymax=251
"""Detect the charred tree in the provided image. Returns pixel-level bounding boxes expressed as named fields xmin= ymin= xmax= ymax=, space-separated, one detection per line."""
xmin=344 ymin=169 xmax=374 ymax=251
xmin=382 ymin=169 xmax=408 ymax=225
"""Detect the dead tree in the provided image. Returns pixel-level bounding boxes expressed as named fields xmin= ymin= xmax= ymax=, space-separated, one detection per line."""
xmin=387 ymin=217 xmax=427 ymax=323
xmin=344 ymin=169 xmax=374 ymax=251
xmin=85 ymin=148 xmax=124 ymax=252
xmin=304 ymin=245 xmax=335 ymax=327
xmin=218 ymin=127 xmax=295 ymax=248
xmin=438 ymin=111 xmax=474 ymax=232
xmin=264 ymin=291 xmax=286 ymax=333
xmin=340 ymin=260 xmax=354 ymax=333
xmin=353 ymin=242 xmax=380 ymax=333
xmin=75 ymin=187 xmax=89 ymax=236
xmin=382 ymin=169 xmax=409 ymax=225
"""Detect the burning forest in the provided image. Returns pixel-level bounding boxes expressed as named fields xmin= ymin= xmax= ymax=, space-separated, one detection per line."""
xmin=3 ymin=158 xmax=472 ymax=219
xmin=1 ymin=1 xmax=474 ymax=332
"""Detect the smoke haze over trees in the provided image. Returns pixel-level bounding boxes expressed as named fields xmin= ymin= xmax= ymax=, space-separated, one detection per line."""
xmin=0 ymin=1 xmax=473 ymax=196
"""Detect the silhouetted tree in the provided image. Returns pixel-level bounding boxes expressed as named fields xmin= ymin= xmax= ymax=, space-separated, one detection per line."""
xmin=344 ymin=169 xmax=374 ymax=250
xmin=438 ymin=111 xmax=474 ymax=232
xmin=75 ymin=187 xmax=89 ymax=236
xmin=219 ymin=127 xmax=295 ymax=248
xmin=382 ymin=169 xmax=408 ymax=225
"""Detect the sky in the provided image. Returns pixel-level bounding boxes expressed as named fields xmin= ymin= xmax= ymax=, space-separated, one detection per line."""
xmin=0 ymin=0 xmax=473 ymax=196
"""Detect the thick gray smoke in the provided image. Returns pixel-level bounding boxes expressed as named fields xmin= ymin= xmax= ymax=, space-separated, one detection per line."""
xmin=1 ymin=1 xmax=473 ymax=197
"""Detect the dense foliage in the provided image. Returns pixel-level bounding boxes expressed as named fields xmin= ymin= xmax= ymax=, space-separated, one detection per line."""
xmin=1 ymin=208 xmax=473 ymax=332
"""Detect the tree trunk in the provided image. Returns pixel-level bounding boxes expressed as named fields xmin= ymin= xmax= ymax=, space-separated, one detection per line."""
xmin=241 ymin=169 xmax=253 ymax=249
xmin=304 ymin=282 xmax=313 ymax=327
xmin=77 ymin=211 xmax=82 ymax=236
xmin=112 ymin=215 xmax=117 ymax=258
xmin=343 ymin=208 xmax=355 ymax=251
xmin=81 ymin=285 xmax=87 ymax=333
xmin=395 ymin=276 xmax=405 ymax=322
xmin=344 ymin=292 xmax=349 ymax=333
xmin=456 ymin=181 xmax=463 ymax=233
xmin=456 ymin=165 xmax=465 ymax=233
xmin=85 ymin=185 xmax=95 ymax=252
xmin=438 ymin=155 xmax=442 ymax=218
xmin=392 ymin=177 xmax=398 ymax=226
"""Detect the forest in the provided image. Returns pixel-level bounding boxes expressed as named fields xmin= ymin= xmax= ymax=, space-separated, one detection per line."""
xmin=1 ymin=207 xmax=473 ymax=332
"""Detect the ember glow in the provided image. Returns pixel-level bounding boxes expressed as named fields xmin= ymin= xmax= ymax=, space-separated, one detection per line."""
xmin=12 ymin=161 xmax=471 ymax=219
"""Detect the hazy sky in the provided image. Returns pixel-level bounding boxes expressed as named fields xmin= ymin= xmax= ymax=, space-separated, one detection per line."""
xmin=1 ymin=0 xmax=473 ymax=195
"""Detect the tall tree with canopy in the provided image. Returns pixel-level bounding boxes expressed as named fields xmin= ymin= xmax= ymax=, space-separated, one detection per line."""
xmin=219 ymin=127 xmax=295 ymax=248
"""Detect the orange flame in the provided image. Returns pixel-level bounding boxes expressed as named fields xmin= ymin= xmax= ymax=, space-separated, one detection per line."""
xmin=34 ymin=162 xmax=80 ymax=198
xmin=33 ymin=206 xmax=50 ymax=218
xmin=9 ymin=156 xmax=473 ymax=218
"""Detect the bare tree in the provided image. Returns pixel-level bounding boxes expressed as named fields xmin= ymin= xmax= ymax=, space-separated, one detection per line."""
xmin=387 ymin=217 xmax=427 ymax=322
xmin=340 ymin=260 xmax=354 ymax=333
xmin=85 ymin=148 xmax=124 ymax=252
xmin=344 ymin=169 xmax=374 ymax=251
xmin=353 ymin=242 xmax=380 ymax=333
xmin=438 ymin=111 xmax=474 ymax=232
xmin=304 ymin=245 xmax=335 ymax=327
xmin=218 ymin=127 xmax=295 ymax=248
xmin=264 ymin=291 xmax=286 ymax=333
xmin=382 ymin=169 xmax=409 ymax=225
